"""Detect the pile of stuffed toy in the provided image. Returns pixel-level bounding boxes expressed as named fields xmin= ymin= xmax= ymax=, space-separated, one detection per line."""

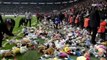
xmin=0 ymin=26 xmax=107 ymax=60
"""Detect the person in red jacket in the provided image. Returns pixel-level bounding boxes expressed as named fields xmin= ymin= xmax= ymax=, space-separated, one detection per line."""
xmin=84 ymin=15 xmax=91 ymax=32
xmin=75 ymin=14 xmax=79 ymax=27
xmin=98 ymin=20 xmax=107 ymax=40
xmin=84 ymin=17 xmax=90 ymax=28
xmin=69 ymin=15 xmax=73 ymax=25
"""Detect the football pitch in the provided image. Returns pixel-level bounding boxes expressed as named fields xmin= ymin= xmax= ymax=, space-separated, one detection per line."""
xmin=0 ymin=16 xmax=98 ymax=60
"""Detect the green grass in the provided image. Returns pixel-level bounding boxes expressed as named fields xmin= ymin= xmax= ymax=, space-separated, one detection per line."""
xmin=0 ymin=16 xmax=98 ymax=60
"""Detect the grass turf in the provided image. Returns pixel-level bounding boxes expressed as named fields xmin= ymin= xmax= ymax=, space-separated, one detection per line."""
xmin=0 ymin=16 xmax=98 ymax=60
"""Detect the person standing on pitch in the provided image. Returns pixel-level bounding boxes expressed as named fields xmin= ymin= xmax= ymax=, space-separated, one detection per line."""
xmin=25 ymin=12 xmax=32 ymax=27
xmin=89 ymin=6 xmax=100 ymax=45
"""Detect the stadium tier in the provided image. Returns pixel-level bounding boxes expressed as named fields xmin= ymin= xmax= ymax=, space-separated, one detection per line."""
xmin=0 ymin=0 xmax=80 ymax=14
xmin=1 ymin=0 xmax=70 ymax=2
xmin=0 ymin=4 xmax=72 ymax=15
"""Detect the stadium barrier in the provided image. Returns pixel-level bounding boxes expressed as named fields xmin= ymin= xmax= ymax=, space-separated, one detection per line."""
xmin=4 ymin=15 xmax=36 ymax=17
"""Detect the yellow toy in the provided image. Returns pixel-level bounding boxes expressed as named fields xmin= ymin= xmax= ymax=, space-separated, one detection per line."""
xmin=64 ymin=46 xmax=70 ymax=53
xmin=76 ymin=56 xmax=86 ymax=60
xmin=53 ymin=57 xmax=58 ymax=60
xmin=63 ymin=45 xmax=71 ymax=54
xmin=11 ymin=47 xmax=20 ymax=54
xmin=101 ymin=41 xmax=107 ymax=46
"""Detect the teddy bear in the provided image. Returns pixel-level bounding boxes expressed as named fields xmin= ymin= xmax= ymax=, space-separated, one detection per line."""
xmin=100 ymin=41 xmax=107 ymax=46
xmin=38 ymin=45 xmax=47 ymax=53
xmin=20 ymin=46 xmax=28 ymax=54
xmin=11 ymin=47 xmax=20 ymax=55
xmin=95 ymin=44 xmax=107 ymax=58
xmin=21 ymin=38 xmax=31 ymax=46
xmin=2 ymin=51 xmax=14 ymax=57
xmin=43 ymin=47 xmax=55 ymax=55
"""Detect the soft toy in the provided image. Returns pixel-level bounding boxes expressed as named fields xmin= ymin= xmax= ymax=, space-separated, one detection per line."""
xmin=58 ymin=52 xmax=68 ymax=58
xmin=2 ymin=51 xmax=13 ymax=57
xmin=76 ymin=56 xmax=86 ymax=60
xmin=85 ymin=37 xmax=91 ymax=47
xmin=2 ymin=57 xmax=6 ymax=60
xmin=11 ymin=47 xmax=20 ymax=54
xmin=32 ymin=40 xmax=38 ymax=45
xmin=0 ymin=50 xmax=10 ymax=55
xmin=41 ymin=36 xmax=46 ymax=39
xmin=21 ymin=38 xmax=31 ymax=44
xmin=40 ymin=56 xmax=46 ymax=60
xmin=101 ymin=41 xmax=107 ymax=46
xmin=89 ymin=45 xmax=98 ymax=57
xmin=84 ymin=51 xmax=90 ymax=60
xmin=43 ymin=54 xmax=50 ymax=58
xmin=38 ymin=45 xmax=46 ymax=53
xmin=16 ymin=43 xmax=22 ymax=47
xmin=8 ymin=40 xmax=16 ymax=45
xmin=20 ymin=46 xmax=28 ymax=54
xmin=95 ymin=45 xmax=106 ymax=57
xmin=54 ymin=50 xmax=60 ymax=57
xmin=53 ymin=57 xmax=58 ymax=60
xmin=27 ymin=42 xmax=33 ymax=47
xmin=63 ymin=45 xmax=71 ymax=54
xmin=100 ymin=57 xmax=106 ymax=60
xmin=75 ymin=49 xmax=82 ymax=56
xmin=43 ymin=47 xmax=55 ymax=55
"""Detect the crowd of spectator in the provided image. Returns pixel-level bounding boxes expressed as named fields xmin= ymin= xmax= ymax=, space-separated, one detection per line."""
xmin=1 ymin=0 xmax=71 ymax=2
xmin=0 ymin=4 xmax=71 ymax=15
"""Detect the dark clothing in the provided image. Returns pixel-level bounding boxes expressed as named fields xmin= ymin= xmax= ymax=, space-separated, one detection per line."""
xmin=99 ymin=9 xmax=107 ymax=20
xmin=0 ymin=23 xmax=14 ymax=47
xmin=100 ymin=33 xmax=105 ymax=40
xmin=5 ymin=18 xmax=15 ymax=33
xmin=59 ymin=13 xmax=65 ymax=22
xmin=0 ymin=15 xmax=4 ymax=41
xmin=0 ymin=23 xmax=4 ymax=47
xmin=89 ymin=9 xmax=100 ymax=44
xmin=26 ymin=19 xmax=31 ymax=27
xmin=53 ymin=17 xmax=61 ymax=29
xmin=89 ymin=9 xmax=100 ymax=28
xmin=0 ymin=24 xmax=4 ymax=39
xmin=0 ymin=15 xmax=3 ymax=23
xmin=19 ymin=17 xmax=27 ymax=27
xmin=0 ymin=15 xmax=14 ymax=47
xmin=54 ymin=17 xmax=61 ymax=25
xmin=91 ymin=27 xmax=97 ymax=44
xmin=79 ymin=13 xmax=84 ymax=29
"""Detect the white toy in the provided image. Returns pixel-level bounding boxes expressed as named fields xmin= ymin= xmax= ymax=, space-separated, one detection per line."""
xmin=20 ymin=46 xmax=28 ymax=54
xmin=0 ymin=50 xmax=10 ymax=55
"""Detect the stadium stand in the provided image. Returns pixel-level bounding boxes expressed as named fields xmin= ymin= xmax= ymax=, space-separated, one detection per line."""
xmin=0 ymin=4 xmax=72 ymax=15
xmin=1 ymin=0 xmax=71 ymax=2
xmin=0 ymin=0 xmax=79 ymax=15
